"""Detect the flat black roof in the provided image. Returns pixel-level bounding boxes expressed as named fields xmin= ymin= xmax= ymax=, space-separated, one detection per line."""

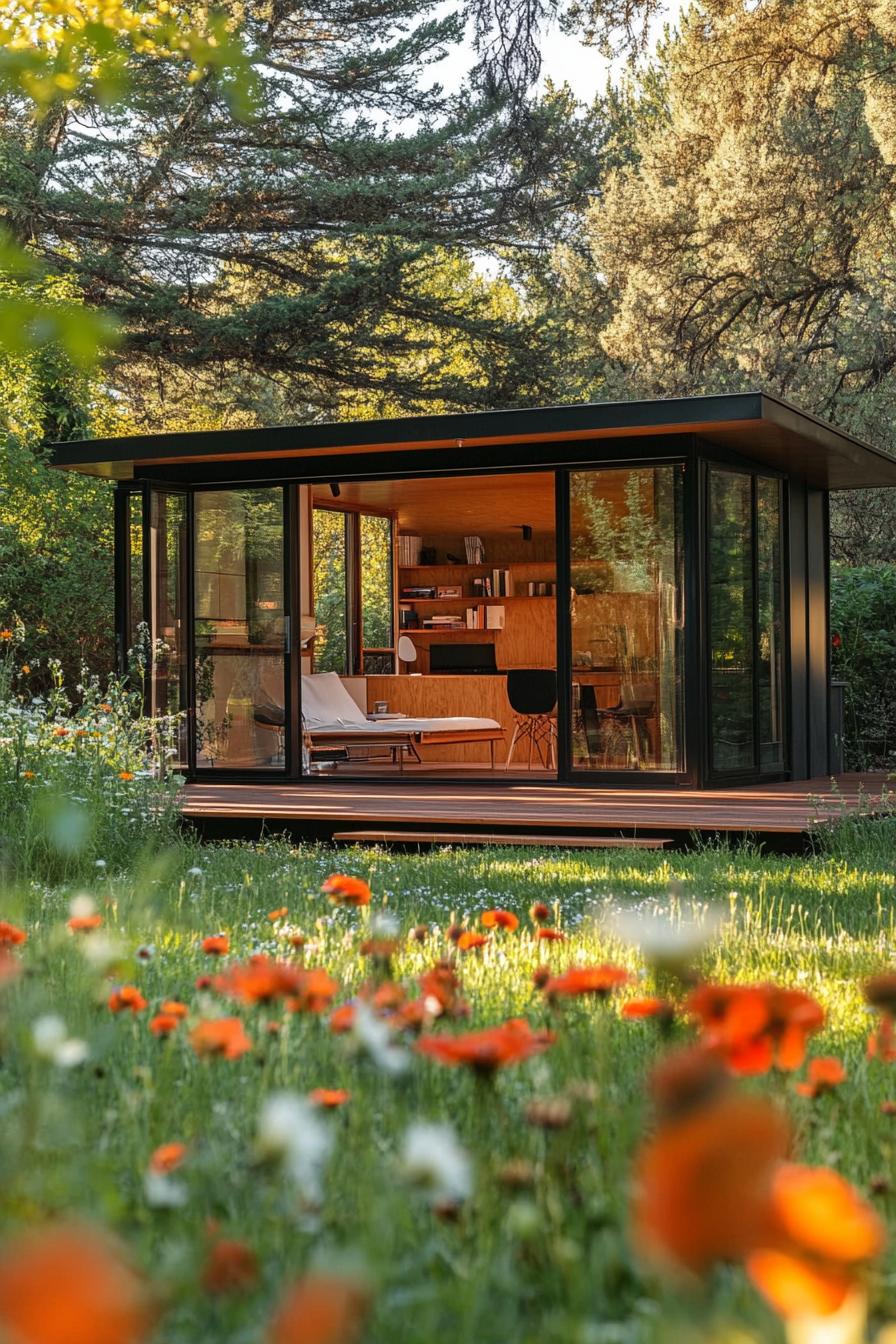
xmin=48 ymin=391 xmax=896 ymax=489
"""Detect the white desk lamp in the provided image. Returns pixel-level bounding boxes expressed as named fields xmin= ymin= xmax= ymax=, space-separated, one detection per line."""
xmin=397 ymin=635 xmax=419 ymax=674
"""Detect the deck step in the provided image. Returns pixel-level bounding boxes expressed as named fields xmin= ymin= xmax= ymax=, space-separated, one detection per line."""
xmin=331 ymin=829 xmax=672 ymax=850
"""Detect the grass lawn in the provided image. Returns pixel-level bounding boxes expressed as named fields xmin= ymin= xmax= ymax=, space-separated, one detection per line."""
xmin=2 ymin=835 xmax=896 ymax=1343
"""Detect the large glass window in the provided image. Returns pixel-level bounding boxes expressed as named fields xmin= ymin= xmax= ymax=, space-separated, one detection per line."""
xmin=708 ymin=471 xmax=755 ymax=773
xmin=569 ymin=466 xmax=684 ymax=772
xmin=707 ymin=469 xmax=786 ymax=776
xmin=148 ymin=491 xmax=188 ymax=767
xmin=194 ymin=489 xmax=286 ymax=770
xmin=312 ymin=506 xmax=395 ymax=675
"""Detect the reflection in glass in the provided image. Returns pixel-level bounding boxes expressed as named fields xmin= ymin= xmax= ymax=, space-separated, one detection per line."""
xmin=312 ymin=508 xmax=349 ymax=674
xmin=570 ymin=467 xmax=684 ymax=771
xmin=128 ymin=491 xmax=144 ymax=653
xmin=708 ymin=471 xmax=754 ymax=773
xmin=194 ymin=489 xmax=286 ymax=770
xmin=149 ymin=492 xmax=188 ymax=766
xmin=360 ymin=513 xmax=394 ymax=673
xmin=757 ymin=477 xmax=785 ymax=772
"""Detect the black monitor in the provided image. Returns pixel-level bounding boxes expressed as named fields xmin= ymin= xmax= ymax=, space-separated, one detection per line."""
xmin=429 ymin=642 xmax=498 ymax=675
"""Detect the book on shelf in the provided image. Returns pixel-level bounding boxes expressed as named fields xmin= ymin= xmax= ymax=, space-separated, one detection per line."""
xmin=400 ymin=586 xmax=437 ymax=599
xmin=490 ymin=568 xmax=511 ymax=597
xmin=464 ymin=535 xmax=485 ymax=564
xmin=485 ymin=605 xmax=505 ymax=630
xmin=522 ymin=580 xmax=558 ymax=596
xmin=464 ymin=604 xmax=488 ymax=629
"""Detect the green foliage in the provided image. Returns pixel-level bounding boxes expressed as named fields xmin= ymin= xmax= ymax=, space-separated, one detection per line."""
xmin=830 ymin=564 xmax=896 ymax=769
xmin=0 ymin=626 xmax=181 ymax=882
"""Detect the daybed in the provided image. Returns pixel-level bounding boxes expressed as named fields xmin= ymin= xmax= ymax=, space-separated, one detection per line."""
xmin=300 ymin=673 xmax=504 ymax=771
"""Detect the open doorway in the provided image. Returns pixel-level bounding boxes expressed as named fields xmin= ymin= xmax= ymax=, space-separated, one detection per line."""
xmin=300 ymin=471 xmax=558 ymax=778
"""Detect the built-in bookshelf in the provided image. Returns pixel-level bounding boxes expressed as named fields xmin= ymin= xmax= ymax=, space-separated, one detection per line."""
xmin=397 ymin=560 xmax=557 ymax=664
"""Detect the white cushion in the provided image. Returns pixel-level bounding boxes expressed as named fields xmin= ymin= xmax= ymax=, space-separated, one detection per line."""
xmin=301 ymin=673 xmax=368 ymax=728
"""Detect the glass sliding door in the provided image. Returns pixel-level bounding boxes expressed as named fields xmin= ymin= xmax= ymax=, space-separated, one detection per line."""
xmin=148 ymin=490 xmax=188 ymax=768
xmin=568 ymin=465 xmax=684 ymax=773
xmin=312 ymin=505 xmax=396 ymax=675
xmin=359 ymin=512 xmax=395 ymax=673
xmin=193 ymin=488 xmax=287 ymax=770
xmin=707 ymin=467 xmax=786 ymax=778
xmin=707 ymin=471 xmax=755 ymax=774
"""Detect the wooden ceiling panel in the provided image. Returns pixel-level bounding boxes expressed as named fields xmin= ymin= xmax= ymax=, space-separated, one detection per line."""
xmin=311 ymin=472 xmax=557 ymax=534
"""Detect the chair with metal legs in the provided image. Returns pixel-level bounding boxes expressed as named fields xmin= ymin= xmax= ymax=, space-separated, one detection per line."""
xmin=505 ymin=669 xmax=557 ymax=770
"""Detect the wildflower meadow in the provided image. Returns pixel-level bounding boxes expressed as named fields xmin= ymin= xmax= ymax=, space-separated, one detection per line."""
xmin=3 ymin=633 xmax=896 ymax=1344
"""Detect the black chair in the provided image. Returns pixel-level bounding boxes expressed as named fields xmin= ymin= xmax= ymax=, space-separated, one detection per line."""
xmin=254 ymin=701 xmax=285 ymax=765
xmin=505 ymin=669 xmax=557 ymax=770
xmin=579 ymin=680 xmax=655 ymax=768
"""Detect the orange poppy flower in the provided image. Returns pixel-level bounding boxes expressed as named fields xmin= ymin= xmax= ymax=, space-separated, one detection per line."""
xmin=535 ymin=927 xmax=565 ymax=942
xmin=267 ymin=907 xmax=288 ymax=922
xmin=201 ymin=1239 xmax=258 ymax=1295
xmin=795 ymin=1056 xmax=847 ymax=1098
xmin=529 ymin=901 xmax=551 ymax=924
xmin=456 ymin=931 xmax=489 ymax=952
xmin=309 ymin=1088 xmax=351 ymax=1107
xmin=416 ymin=1017 xmax=555 ymax=1075
xmin=68 ymin=914 xmax=103 ymax=933
xmin=622 ymin=997 xmax=675 ymax=1023
xmin=481 ymin=909 xmax=519 ymax=931
xmin=267 ymin=1272 xmax=371 ymax=1344
xmin=320 ymin=875 xmax=371 ymax=908
xmin=190 ymin=1018 xmax=252 ymax=1060
xmin=329 ymin=1003 xmax=356 ymax=1034
xmin=542 ymin=964 xmax=632 ymax=999
xmin=21 ymin=770 xmax=35 ymax=780
xmin=746 ymin=1163 xmax=886 ymax=1317
xmin=214 ymin=955 xmax=304 ymax=1004
xmin=0 ymin=1222 xmax=154 ymax=1344
xmin=686 ymin=983 xmax=824 ymax=1074
xmin=149 ymin=1013 xmax=182 ymax=1037
xmin=287 ymin=933 xmax=307 ymax=949
xmin=148 ymin=1142 xmax=187 ymax=1175
xmin=52 ymin=726 xmax=69 ymax=738
xmin=418 ymin=965 xmax=468 ymax=1019
xmin=195 ymin=975 xmax=213 ymax=991
xmin=159 ymin=1000 xmax=188 ymax=1019
xmin=201 ymin=934 xmax=229 ymax=956
xmin=108 ymin=985 xmax=148 ymax=1014
xmin=286 ymin=968 xmax=340 ymax=1014
xmin=0 ymin=921 xmax=26 ymax=947
xmin=118 ymin=771 xmax=135 ymax=782
xmin=631 ymin=1094 xmax=791 ymax=1273
xmin=360 ymin=938 xmax=399 ymax=960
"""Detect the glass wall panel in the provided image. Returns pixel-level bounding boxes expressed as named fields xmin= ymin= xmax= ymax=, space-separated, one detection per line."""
xmin=360 ymin=513 xmax=394 ymax=674
xmin=570 ymin=466 xmax=684 ymax=771
xmin=128 ymin=491 xmax=144 ymax=655
xmin=757 ymin=477 xmax=785 ymax=772
xmin=708 ymin=471 xmax=754 ymax=773
xmin=194 ymin=489 xmax=286 ymax=770
xmin=149 ymin=491 xmax=188 ymax=767
xmin=312 ymin=508 xmax=350 ymax=674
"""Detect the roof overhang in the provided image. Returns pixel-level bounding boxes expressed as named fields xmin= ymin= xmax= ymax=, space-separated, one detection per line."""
xmin=47 ymin=391 xmax=896 ymax=490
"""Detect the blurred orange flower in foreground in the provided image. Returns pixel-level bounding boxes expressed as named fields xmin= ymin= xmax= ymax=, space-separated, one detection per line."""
xmin=268 ymin=1272 xmax=371 ymax=1344
xmin=309 ymin=1088 xmax=351 ymax=1107
xmin=456 ymin=931 xmax=489 ymax=952
xmin=686 ymin=983 xmax=824 ymax=1074
xmin=480 ymin=909 xmax=519 ymax=931
xmin=108 ymin=986 xmax=148 ymax=1014
xmin=632 ymin=1093 xmax=791 ymax=1273
xmin=416 ymin=1018 xmax=555 ymax=1075
xmin=321 ymin=875 xmax=371 ymax=907
xmin=0 ymin=921 xmax=26 ymax=947
xmin=0 ymin=1222 xmax=154 ymax=1344
xmin=67 ymin=914 xmax=103 ymax=933
xmin=148 ymin=1142 xmax=187 ymax=1175
xmin=746 ymin=1163 xmax=885 ymax=1317
xmin=794 ymin=1056 xmax=847 ymax=1098
xmin=542 ymin=965 xmax=632 ymax=1000
xmin=190 ymin=1018 xmax=252 ymax=1060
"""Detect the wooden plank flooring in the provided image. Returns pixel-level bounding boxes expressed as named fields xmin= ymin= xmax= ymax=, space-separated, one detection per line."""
xmin=181 ymin=772 xmax=891 ymax=838
xmin=331 ymin=830 xmax=671 ymax=849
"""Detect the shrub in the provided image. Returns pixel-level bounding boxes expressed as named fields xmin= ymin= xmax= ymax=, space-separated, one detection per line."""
xmin=0 ymin=620 xmax=182 ymax=881
xmin=830 ymin=564 xmax=896 ymax=770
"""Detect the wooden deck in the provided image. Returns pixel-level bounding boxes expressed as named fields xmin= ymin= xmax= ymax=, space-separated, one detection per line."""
xmin=180 ymin=773 xmax=891 ymax=847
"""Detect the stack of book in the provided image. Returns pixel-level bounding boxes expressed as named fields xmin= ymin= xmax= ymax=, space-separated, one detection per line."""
xmin=422 ymin=613 xmax=466 ymax=630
